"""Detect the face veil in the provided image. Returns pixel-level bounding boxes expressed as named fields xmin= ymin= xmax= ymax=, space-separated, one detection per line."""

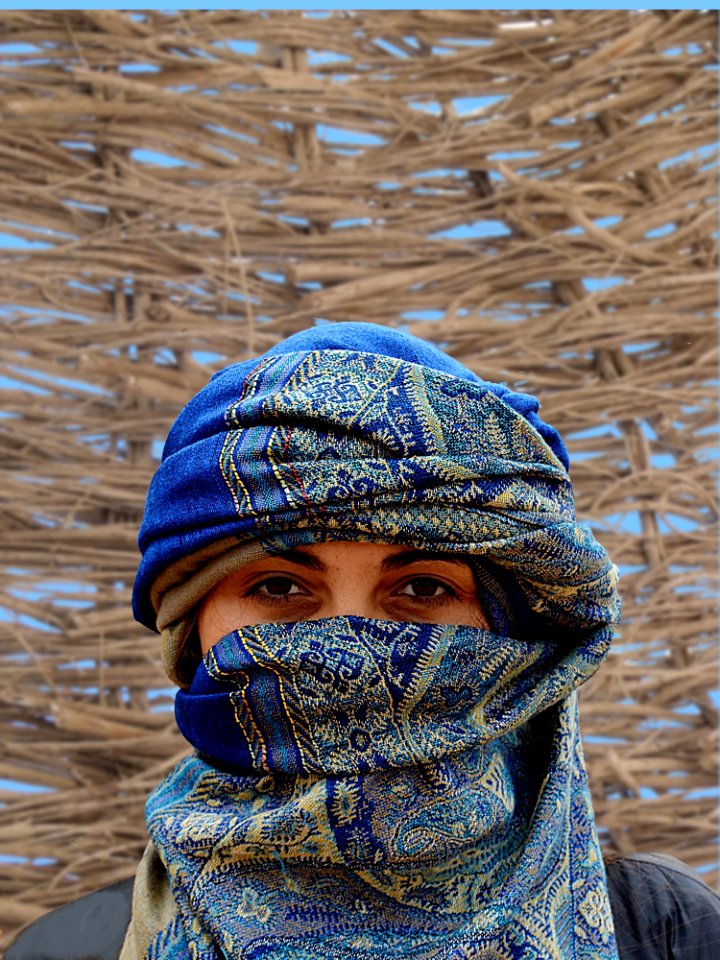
xmin=123 ymin=324 xmax=621 ymax=960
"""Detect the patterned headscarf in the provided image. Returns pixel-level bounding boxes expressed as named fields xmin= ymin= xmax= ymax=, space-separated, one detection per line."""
xmin=122 ymin=322 xmax=621 ymax=959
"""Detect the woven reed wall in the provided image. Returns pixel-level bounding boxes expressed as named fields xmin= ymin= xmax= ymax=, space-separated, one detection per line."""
xmin=0 ymin=9 xmax=717 ymax=945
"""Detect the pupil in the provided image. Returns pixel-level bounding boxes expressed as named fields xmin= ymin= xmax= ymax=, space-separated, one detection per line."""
xmin=411 ymin=578 xmax=440 ymax=597
xmin=264 ymin=577 xmax=293 ymax=596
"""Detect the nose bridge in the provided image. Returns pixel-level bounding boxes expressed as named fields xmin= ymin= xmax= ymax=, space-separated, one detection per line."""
xmin=318 ymin=564 xmax=378 ymax=620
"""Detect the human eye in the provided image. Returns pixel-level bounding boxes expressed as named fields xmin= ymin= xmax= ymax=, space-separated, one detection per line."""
xmin=248 ymin=576 xmax=306 ymax=604
xmin=395 ymin=577 xmax=454 ymax=604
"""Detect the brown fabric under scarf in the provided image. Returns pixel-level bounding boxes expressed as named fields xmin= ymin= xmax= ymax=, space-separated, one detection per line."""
xmin=153 ymin=539 xmax=271 ymax=688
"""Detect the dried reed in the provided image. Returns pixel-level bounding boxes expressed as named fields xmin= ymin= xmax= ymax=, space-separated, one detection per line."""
xmin=0 ymin=9 xmax=717 ymax=946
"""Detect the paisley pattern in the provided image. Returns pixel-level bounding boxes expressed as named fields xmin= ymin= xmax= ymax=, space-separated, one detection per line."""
xmin=134 ymin=348 xmax=616 ymax=635
xmin=139 ymin=617 xmax=618 ymax=959
xmin=213 ymin=351 xmax=617 ymax=634
xmin=124 ymin=338 xmax=621 ymax=959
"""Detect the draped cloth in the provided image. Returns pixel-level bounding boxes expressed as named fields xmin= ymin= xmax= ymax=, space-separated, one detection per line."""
xmin=123 ymin=327 xmax=621 ymax=959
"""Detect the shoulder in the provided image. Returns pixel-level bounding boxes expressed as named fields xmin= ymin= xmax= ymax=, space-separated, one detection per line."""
xmin=606 ymin=853 xmax=720 ymax=959
xmin=4 ymin=876 xmax=133 ymax=960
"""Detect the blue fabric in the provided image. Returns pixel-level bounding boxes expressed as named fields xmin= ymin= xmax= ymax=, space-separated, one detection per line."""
xmin=149 ymin=616 xmax=618 ymax=959
xmin=135 ymin=324 xmax=571 ymax=630
xmin=176 ymin=615 xmax=609 ymax=776
xmin=127 ymin=322 xmax=621 ymax=958
xmin=262 ymin=323 xmax=569 ymax=471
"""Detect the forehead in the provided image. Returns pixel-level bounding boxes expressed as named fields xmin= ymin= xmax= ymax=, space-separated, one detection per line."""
xmin=263 ymin=542 xmax=471 ymax=570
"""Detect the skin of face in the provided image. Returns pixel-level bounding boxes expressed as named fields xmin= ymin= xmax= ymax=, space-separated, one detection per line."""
xmin=197 ymin=541 xmax=488 ymax=654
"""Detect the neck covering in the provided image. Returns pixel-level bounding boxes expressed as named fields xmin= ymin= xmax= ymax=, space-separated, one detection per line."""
xmin=123 ymin=322 xmax=621 ymax=959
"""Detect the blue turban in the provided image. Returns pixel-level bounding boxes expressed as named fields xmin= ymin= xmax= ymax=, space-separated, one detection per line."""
xmin=134 ymin=322 xmax=580 ymax=633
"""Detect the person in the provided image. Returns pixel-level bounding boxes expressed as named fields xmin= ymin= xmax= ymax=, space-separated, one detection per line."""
xmin=6 ymin=322 xmax=720 ymax=959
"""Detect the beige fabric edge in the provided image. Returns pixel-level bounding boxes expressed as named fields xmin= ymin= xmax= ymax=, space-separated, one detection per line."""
xmin=161 ymin=619 xmax=197 ymax=689
xmin=153 ymin=538 xmax=271 ymax=630
xmin=119 ymin=840 xmax=177 ymax=960
xmin=156 ymin=540 xmax=273 ymax=686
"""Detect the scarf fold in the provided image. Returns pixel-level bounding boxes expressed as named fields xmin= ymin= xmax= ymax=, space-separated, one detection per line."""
xmin=122 ymin=616 xmax=617 ymax=959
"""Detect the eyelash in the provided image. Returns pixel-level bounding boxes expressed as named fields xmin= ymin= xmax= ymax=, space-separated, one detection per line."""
xmin=397 ymin=577 xmax=456 ymax=606
xmin=247 ymin=577 xmax=306 ymax=605
xmin=246 ymin=575 xmax=457 ymax=607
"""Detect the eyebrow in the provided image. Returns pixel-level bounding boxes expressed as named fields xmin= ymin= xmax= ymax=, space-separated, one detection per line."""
xmin=274 ymin=547 xmax=467 ymax=573
xmin=379 ymin=549 xmax=467 ymax=572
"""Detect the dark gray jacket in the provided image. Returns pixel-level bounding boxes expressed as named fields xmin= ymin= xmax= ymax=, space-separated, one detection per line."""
xmin=6 ymin=854 xmax=720 ymax=959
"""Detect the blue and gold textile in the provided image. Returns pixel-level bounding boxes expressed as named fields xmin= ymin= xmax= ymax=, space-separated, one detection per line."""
xmin=127 ymin=617 xmax=616 ymax=959
xmin=133 ymin=322 xmax=573 ymax=633
xmin=123 ymin=323 xmax=621 ymax=959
